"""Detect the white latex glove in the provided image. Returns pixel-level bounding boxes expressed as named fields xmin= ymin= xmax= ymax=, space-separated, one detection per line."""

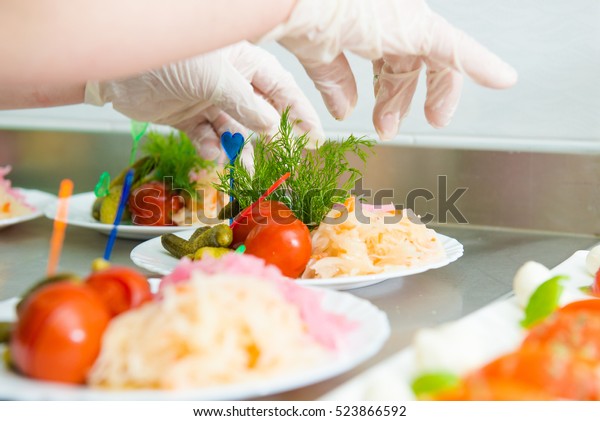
xmin=85 ymin=41 xmax=325 ymax=159
xmin=259 ymin=0 xmax=518 ymax=140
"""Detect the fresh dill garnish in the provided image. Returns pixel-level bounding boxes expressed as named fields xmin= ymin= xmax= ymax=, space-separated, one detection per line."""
xmin=140 ymin=130 xmax=215 ymax=192
xmin=214 ymin=110 xmax=374 ymax=226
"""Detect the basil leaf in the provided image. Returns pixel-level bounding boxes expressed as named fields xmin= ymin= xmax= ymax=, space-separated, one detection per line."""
xmin=411 ymin=372 xmax=460 ymax=398
xmin=520 ymin=275 xmax=568 ymax=328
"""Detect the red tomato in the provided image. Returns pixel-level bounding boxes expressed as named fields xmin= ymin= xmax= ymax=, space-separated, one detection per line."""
xmin=434 ymin=377 xmax=554 ymax=401
xmin=244 ymin=218 xmax=311 ymax=278
xmin=85 ymin=266 xmax=153 ymax=317
xmin=468 ymin=346 xmax=600 ymax=400
xmin=558 ymin=298 xmax=600 ymax=315
xmin=523 ymin=304 xmax=600 ymax=362
xmin=10 ymin=282 xmax=111 ymax=384
xmin=231 ymin=201 xmax=295 ymax=248
xmin=129 ymin=181 xmax=183 ymax=226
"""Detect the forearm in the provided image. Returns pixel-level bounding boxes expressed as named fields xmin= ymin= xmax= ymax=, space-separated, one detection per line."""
xmin=0 ymin=84 xmax=85 ymax=110
xmin=0 ymin=0 xmax=296 ymax=86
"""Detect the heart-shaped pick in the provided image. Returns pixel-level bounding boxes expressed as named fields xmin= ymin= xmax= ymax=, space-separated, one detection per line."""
xmin=220 ymin=131 xmax=245 ymax=162
xmin=94 ymin=171 xmax=111 ymax=198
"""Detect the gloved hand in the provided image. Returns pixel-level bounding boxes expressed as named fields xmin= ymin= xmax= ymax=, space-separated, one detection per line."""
xmin=258 ymin=0 xmax=518 ymax=140
xmin=85 ymin=41 xmax=325 ymax=159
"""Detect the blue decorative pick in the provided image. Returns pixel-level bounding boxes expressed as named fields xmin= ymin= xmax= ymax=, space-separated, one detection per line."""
xmin=103 ymin=169 xmax=134 ymax=261
xmin=220 ymin=132 xmax=244 ymax=224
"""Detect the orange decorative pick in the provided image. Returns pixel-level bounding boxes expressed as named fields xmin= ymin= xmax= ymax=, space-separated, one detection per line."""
xmin=46 ymin=179 xmax=74 ymax=276
xmin=230 ymin=172 xmax=290 ymax=230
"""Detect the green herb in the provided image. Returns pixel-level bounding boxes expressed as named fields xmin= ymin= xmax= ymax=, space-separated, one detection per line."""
xmin=214 ymin=109 xmax=374 ymax=225
xmin=411 ymin=372 xmax=461 ymax=398
xmin=520 ymin=275 xmax=567 ymax=328
xmin=141 ymin=130 xmax=214 ymax=192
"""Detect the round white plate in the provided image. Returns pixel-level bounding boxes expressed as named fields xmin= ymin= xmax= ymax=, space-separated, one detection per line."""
xmin=44 ymin=192 xmax=211 ymax=240
xmin=0 ymin=189 xmax=56 ymax=230
xmin=130 ymin=230 xmax=464 ymax=290
xmin=0 ymin=288 xmax=390 ymax=400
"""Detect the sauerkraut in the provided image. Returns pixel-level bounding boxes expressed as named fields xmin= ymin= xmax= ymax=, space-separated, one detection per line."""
xmin=0 ymin=166 xmax=33 ymax=220
xmin=88 ymin=266 xmax=345 ymax=390
xmin=302 ymin=197 xmax=446 ymax=279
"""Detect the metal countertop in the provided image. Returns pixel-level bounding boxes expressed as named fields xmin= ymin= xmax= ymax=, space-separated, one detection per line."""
xmin=0 ymin=217 xmax=597 ymax=400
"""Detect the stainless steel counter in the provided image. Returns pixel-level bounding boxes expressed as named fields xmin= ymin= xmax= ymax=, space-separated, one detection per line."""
xmin=0 ymin=217 xmax=596 ymax=400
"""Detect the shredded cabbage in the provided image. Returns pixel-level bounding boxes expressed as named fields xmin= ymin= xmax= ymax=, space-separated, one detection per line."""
xmin=0 ymin=166 xmax=33 ymax=220
xmin=88 ymin=273 xmax=330 ymax=389
xmin=302 ymin=198 xmax=446 ymax=279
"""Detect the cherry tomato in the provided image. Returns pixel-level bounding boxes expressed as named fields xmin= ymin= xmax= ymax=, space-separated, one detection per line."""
xmin=244 ymin=218 xmax=311 ymax=278
xmin=10 ymin=282 xmax=111 ymax=384
xmin=231 ymin=201 xmax=295 ymax=248
xmin=85 ymin=266 xmax=153 ymax=317
xmin=129 ymin=181 xmax=183 ymax=226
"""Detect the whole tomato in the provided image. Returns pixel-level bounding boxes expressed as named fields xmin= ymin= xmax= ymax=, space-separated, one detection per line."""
xmin=244 ymin=218 xmax=312 ymax=278
xmin=10 ymin=281 xmax=111 ymax=384
xmin=231 ymin=200 xmax=295 ymax=248
xmin=129 ymin=181 xmax=184 ymax=226
xmin=85 ymin=266 xmax=153 ymax=317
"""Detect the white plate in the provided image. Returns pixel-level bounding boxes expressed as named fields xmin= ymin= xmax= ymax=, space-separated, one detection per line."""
xmin=130 ymin=230 xmax=464 ymax=290
xmin=44 ymin=192 xmax=211 ymax=240
xmin=0 ymin=189 xmax=56 ymax=230
xmin=0 ymin=287 xmax=390 ymax=400
xmin=319 ymin=250 xmax=594 ymax=400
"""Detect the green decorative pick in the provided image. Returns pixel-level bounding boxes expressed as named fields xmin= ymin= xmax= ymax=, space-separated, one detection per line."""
xmin=235 ymin=244 xmax=246 ymax=254
xmin=129 ymin=120 xmax=149 ymax=165
xmin=94 ymin=171 xmax=111 ymax=198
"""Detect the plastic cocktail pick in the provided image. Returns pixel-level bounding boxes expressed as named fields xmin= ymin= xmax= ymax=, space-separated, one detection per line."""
xmin=47 ymin=179 xmax=74 ymax=276
xmin=103 ymin=169 xmax=135 ymax=261
xmin=221 ymin=131 xmax=245 ymax=162
xmin=129 ymin=120 xmax=149 ymax=165
xmin=94 ymin=171 xmax=111 ymax=198
xmin=220 ymin=131 xmax=245 ymax=224
xmin=230 ymin=172 xmax=290 ymax=230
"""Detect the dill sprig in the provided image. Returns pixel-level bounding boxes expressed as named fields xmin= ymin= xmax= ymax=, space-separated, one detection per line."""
xmin=215 ymin=110 xmax=374 ymax=225
xmin=141 ymin=130 xmax=215 ymax=192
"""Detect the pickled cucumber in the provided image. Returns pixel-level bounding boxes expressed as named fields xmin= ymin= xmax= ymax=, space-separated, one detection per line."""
xmin=92 ymin=196 xmax=103 ymax=221
xmin=191 ymin=247 xmax=231 ymax=260
xmin=0 ymin=322 xmax=11 ymax=344
xmin=92 ymin=156 xmax=157 ymax=222
xmin=161 ymin=233 xmax=196 ymax=259
xmin=218 ymin=199 xmax=240 ymax=220
xmin=191 ymin=224 xmax=233 ymax=249
xmin=162 ymin=224 xmax=233 ymax=259
xmin=99 ymin=185 xmax=122 ymax=224
xmin=188 ymin=226 xmax=211 ymax=245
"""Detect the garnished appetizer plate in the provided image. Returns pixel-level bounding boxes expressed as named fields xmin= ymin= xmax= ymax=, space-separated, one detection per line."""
xmin=130 ymin=229 xmax=464 ymax=290
xmin=0 ymin=189 xmax=57 ymax=230
xmin=319 ymin=249 xmax=597 ymax=400
xmin=0 ymin=287 xmax=389 ymax=400
xmin=44 ymin=192 xmax=211 ymax=240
